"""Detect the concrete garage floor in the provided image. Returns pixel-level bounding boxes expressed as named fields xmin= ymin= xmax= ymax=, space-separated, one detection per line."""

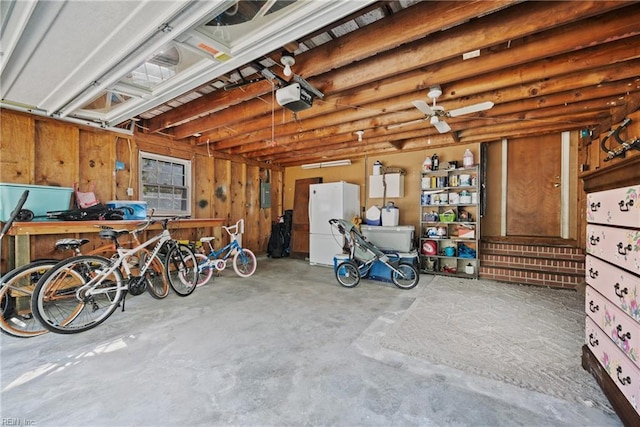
xmin=0 ymin=257 xmax=622 ymax=426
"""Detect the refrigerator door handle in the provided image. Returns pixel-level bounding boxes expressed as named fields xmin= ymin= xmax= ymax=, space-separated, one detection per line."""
xmin=308 ymin=192 xmax=313 ymax=223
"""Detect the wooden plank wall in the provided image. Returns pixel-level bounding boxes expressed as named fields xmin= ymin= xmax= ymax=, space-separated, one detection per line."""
xmin=1 ymin=109 xmax=281 ymax=270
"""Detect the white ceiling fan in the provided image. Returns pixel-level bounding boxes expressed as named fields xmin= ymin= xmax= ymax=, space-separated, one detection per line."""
xmin=410 ymin=85 xmax=494 ymax=133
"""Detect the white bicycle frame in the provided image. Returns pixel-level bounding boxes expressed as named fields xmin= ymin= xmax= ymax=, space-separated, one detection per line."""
xmin=76 ymin=227 xmax=174 ymax=298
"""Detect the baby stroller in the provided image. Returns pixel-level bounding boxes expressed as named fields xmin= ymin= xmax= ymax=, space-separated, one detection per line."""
xmin=329 ymin=218 xmax=419 ymax=289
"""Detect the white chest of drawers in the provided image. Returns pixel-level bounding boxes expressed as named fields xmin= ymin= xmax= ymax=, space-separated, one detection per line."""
xmin=585 ymin=184 xmax=640 ymax=421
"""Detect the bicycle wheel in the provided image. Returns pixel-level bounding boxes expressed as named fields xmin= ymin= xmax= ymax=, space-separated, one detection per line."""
xmin=195 ymin=253 xmax=214 ymax=287
xmin=32 ymin=255 xmax=124 ymax=334
xmin=165 ymin=243 xmax=198 ymax=296
xmin=0 ymin=259 xmax=58 ymax=337
xmin=391 ymin=263 xmax=419 ymax=290
xmin=232 ymin=248 xmax=257 ymax=278
xmin=335 ymin=261 xmax=360 ymax=288
xmin=141 ymin=252 xmax=169 ymax=299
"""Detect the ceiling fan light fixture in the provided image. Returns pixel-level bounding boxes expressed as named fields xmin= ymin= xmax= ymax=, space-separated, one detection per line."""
xmin=280 ymin=51 xmax=295 ymax=77
xmin=355 ymin=130 xmax=364 ymax=142
xmin=427 ymin=84 xmax=442 ymax=100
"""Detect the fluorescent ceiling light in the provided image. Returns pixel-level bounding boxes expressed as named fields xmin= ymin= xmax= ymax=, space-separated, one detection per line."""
xmin=301 ymin=159 xmax=351 ymax=169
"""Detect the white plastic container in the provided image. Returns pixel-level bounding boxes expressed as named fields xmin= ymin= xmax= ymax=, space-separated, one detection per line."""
xmin=422 ymin=156 xmax=432 ymax=172
xmin=365 ymin=205 xmax=382 ymax=225
xmin=463 ymin=149 xmax=474 ymax=167
xmin=381 ymin=203 xmax=399 ymax=226
xmin=373 ymin=161 xmax=383 ymax=175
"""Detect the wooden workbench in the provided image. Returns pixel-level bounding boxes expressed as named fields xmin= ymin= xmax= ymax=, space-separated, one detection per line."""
xmin=4 ymin=218 xmax=224 ymax=269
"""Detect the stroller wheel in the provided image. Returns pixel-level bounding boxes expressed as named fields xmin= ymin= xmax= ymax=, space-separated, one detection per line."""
xmin=391 ymin=263 xmax=419 ymax=290
xmin=335 ymin=261 xmax=360 ymax=288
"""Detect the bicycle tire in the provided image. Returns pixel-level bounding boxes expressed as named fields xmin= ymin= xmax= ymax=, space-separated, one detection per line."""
xmin=165 ymin=243 xmax=198 ymax=296
xmin=335 ymin=261 xmax=360 ymax=288
xmin=32 ymin=255 xmax=124 ymax=334
xmin=139 ymin=251 xmax=169 ymax=299
xmin=0 ymin=259 xmax=58 ymax=337
xmin=391 ymin=263 xmax=419 ymax=290
xmin=195 ymin=253 xmax=214 ymax=287
xmin=232 ymin=248 xmax=257 ymax=277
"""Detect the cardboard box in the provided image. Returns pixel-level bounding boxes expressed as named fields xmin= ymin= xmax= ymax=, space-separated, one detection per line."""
xmin=106 ymin=201 xmax=148 ymax=220
xmin=0 ymin=183 xmax=73 ymax=221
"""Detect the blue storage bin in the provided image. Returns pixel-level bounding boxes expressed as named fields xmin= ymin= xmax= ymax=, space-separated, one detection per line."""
xmin=106 ymin=201 xmax=148 ymax=220
xmin=0 ymin=183 xmax=73 ymax=221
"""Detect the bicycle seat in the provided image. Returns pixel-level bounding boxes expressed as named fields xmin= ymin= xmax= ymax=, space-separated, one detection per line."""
xmin=55 ymin=238 xmax=90 ymax=252
xmin=200 ymin=237 xmax=215 ymax=243
xmin=98 ymin=229 xmax=130 ymax=241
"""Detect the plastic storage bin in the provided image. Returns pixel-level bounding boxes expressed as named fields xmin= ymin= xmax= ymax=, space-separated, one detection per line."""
xmin=361 ymin=225 xmax=414 ymax=252
xmin=0 ymin=183 xmax=73 ymax=221
xmin=106 ymin=201 xmax=148 ymax=220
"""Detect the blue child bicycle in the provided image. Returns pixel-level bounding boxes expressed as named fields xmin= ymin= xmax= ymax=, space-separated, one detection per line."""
xmin=194 ymin=219 xmax=257 ymax=285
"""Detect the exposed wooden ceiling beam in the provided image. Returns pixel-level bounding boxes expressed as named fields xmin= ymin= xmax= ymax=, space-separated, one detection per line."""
xmin=171 ymin=1 xmax=632 ymax=140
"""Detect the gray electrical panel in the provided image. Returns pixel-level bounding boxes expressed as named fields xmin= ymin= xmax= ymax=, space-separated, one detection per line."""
xmin=260 ymin=182 xmax=271 ymax=208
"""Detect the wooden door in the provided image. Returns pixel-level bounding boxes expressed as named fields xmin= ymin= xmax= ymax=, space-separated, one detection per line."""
xmin=290 ymin=177 xmax=322 ymax=259
xmin=506 ymin=134 xmax=562 ymax=237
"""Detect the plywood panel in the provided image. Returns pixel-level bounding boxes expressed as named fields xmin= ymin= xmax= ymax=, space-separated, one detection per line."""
xmin=244 ymin=165 xmax=260 ymax=251
xmin=114 ymin=136 xmax=137 ymax=201
xmin=230 ymin=161 xmax=245 ymax=227
xmin=214 ymin=158 xmax=231 ymax=246
xmin=78 ymin=130 xmax=116 ymax=203
xmin=0 ymin=110 xmax=35 ymax=183
xmin=34 ymin=120 xmax=79 ymax=187
xmin=193 ymin=154 xmax=214 ymax=218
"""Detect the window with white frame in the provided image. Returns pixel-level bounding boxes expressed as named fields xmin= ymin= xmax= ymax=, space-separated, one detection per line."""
xmin=139 ymin=151 xmax=191 ymax=216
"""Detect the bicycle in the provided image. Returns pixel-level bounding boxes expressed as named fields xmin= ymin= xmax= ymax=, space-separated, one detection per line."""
xmin=31 ymin=215 xmax=198 ymax=334
xmin=0 ymin=229 xmax=169 ymax=338
xmin=194 ymin=219 xmax=257 ymax=286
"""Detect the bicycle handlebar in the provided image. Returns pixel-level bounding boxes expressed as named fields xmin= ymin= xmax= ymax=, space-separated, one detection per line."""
xmin=1 ymin=190 xmax=29 ymax=240
xmin=94 ymin=209 xmax=191 ymax=236
xmin=222 ymin=219 xmax=244 ymax=237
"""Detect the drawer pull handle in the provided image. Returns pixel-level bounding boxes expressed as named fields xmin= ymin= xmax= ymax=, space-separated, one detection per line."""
xmin=617 ymin=242 xmax=632 ymax=255
xmin=589 ymin=301 xmax=599 ymax=313
xmin=590 ymin=201 xmax=601 ymax=212
xmin=614 ymin=283 xmax=629 ymax=298
xmin=588 ymin=268 xmax=599 ymax=279
xmin=616 ymin=325 xmax=631 ymax=341
xmin=616 ymin=366 xmax=631 ymax=386
xmin=589 ymin=235 xmax=600 ymax=245
xmin=618 ymin=199 xmax=634 ymax=212
xmin=588 ymin=333 xmax=599 ymax=347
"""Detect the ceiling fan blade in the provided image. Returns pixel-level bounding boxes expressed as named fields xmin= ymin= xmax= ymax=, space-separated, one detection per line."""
xmin=448 ymin=101 xmax=494 ymax=117
xmin=433 ymin=119 xmax=451 ymax=133
xmin=387 ymin=118 xmax=427 ymax=130
xmin=412 ymin=100 xmax=434 ymax=116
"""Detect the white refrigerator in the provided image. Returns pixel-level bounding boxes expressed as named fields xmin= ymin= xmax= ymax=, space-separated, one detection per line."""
xmin=309 ymin=181 xmax=360 ymax=266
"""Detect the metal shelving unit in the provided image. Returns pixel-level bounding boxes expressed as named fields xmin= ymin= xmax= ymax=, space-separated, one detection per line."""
xmin=419 ymin=165 xmax=480 ymax=278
